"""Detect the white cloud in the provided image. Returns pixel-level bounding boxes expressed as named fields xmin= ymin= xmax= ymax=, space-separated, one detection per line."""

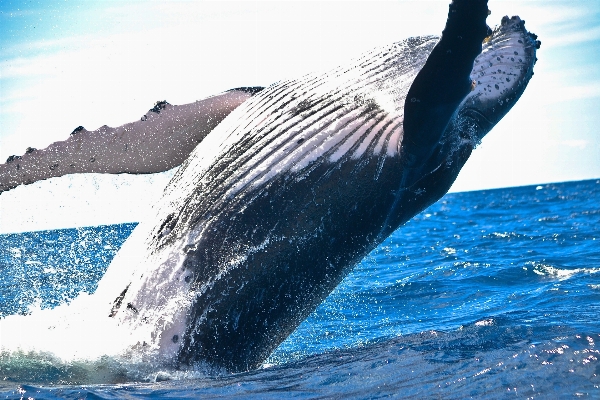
xmin=490 ymin=1 xmax=594 ymax=26
xmin=561 ymin=82 xmax=600 ymax=102
xmin=561 ymin=140 xmax=588 ymax=149
xmin=540 ymin=81 xmax=600 ymax=103
xmin=544 ymin=25 xmax=600 ymax=48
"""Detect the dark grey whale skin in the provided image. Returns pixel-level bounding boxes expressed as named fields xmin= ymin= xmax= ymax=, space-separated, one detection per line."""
xmin=174 ymin=0 xmax=492 ymax=372
xmin=109 ymin=0 xmax=539 ymax=373
xmin=178 ymin=153 xmax=471 ymax=372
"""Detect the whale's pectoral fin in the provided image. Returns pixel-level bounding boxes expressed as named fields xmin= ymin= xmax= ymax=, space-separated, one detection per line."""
xmin=0 ymin=87 xmax=264 ymax=194
xmin=402 ymin=0 xmax=491 ymax=174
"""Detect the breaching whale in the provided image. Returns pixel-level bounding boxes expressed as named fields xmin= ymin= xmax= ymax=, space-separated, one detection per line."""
xmin=99 ymin=2 xmax=539 ymax=372
xmin=1 ymin=0 xmax=540 ymax=373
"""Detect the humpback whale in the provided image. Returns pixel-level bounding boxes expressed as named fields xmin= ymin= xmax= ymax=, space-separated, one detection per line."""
xmin=1 ymin=0 xmax=540 ymax=373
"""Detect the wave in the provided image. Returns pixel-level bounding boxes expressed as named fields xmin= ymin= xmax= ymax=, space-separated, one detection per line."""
xmin=2 ymin=322 xmax=598 ymax=398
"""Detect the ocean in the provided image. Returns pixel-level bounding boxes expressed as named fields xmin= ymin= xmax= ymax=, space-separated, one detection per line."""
xmin=0 ymin=178 xmax=598 ymax=398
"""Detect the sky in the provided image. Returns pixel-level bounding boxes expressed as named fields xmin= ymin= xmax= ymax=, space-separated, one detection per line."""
xmin=0 ymin=0 xmax=599 ymax=232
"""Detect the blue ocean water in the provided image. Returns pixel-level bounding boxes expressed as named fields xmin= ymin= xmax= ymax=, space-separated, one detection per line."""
xmin=0 ymin=179 xmax=598 ymax=398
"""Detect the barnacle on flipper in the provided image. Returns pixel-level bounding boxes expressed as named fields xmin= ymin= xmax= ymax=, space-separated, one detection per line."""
xmin=71 ymin=126 xmax=85 ymax=136
xmin=6 ymin=155 xmax=21 ymax=163
xmin=150 ymin=100 xmax=170 ymax=114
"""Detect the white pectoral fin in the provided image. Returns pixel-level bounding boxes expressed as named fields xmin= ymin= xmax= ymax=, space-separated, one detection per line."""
xmin=0 ymin=89 xmax=261 ymax=193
